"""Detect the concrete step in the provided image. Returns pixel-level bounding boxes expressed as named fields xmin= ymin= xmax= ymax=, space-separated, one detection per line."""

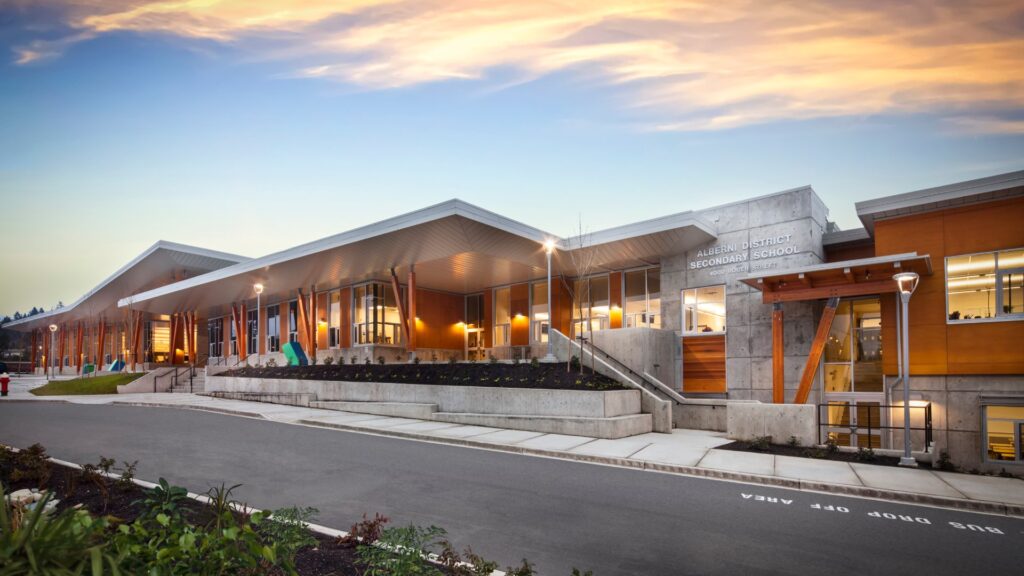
xmin=431 ymin=412 xmax=652 ymax=439
xmin=204 ymin=391 xmax=312 ymax=406
xmin=310 ymin=401 xmax=439 ymax=420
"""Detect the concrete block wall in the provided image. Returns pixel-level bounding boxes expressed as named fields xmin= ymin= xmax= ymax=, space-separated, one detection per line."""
xmin=727 ymin=402 xmax=817 ymax=446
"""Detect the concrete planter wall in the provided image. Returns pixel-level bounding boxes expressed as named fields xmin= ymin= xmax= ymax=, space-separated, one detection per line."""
xmin=207 ymin=375 xmax=641 ymax=418
xmin=726 ymin=402 xmax=817 ymax=447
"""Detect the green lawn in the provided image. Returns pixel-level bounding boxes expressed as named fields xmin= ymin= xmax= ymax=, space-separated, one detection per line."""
xmin=30 ymin=372 xmax=145 ymax=396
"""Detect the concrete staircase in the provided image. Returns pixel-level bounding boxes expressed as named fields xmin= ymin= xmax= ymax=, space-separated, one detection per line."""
xmin=170 ymin=370 xmax=205 ymax=394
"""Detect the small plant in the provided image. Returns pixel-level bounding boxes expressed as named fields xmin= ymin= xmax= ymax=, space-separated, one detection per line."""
xmin=351 ymin=355 xmax=359 ymax=365
xmin=512 ymin=356 xmax=520 ymax=365
xmin=569 ymin=355 xmax=581 ymax=371
xmin=855 ymin=447 xmax=876 ymax=462
xmin=136 ymin=477 xmax=189 ymax=522
xmin=10 ymin=443 xmax=51 ymax=487
xmin=365 ymin=357 xmax=372 ymax=365
xmin=998 ymin=468 xmax=1016 ymax=478
xmin=80 ymin=457 xmax=113 ymax=511
xmin=205 ymin=482 xmax=243 ymax=529
xmin=439 ymin=541 xmax=499 ymax=576
xmin=488 ymin=354 xmax=498 ymax=364
xmin=802 ymin=448 xmax=826 ymax=459
xmin=341 ymin=512 xmax=389 ymax=544
xmin=750 ymin=435 xmax=773 ymax=451
xmin=824 ymin=435 xmax=839 ymax=455
xmin=505 ymin=558 xmax=537 ymax=576
xmin=323 ymin=356 xmax=334 ymax=366
xmin=356 ymin=524 xmax=447 ymax=575
xmin=936 ymin=450 xmax=956 ymax=472
xmin=787 ymin=435 xmax=800 ymax=447
xmin=261 ymin=506 xmax=319 ymax=560
xmin=377 ymin=355 xmax=386 ymax=366
xmin=116 ymin=460 xmax=138 ymax=490
xmin=338 ymin=355 xmax=346 ymax=365
xmin=266 ymin=357 xmax=278 ymax=367
xmin=530 ymin=356 xmax=539 ymax=368
xmin=413 ymin=356 xmax=422 ymax=365
xmin=448 ymin=354 xmax=457 ymax=365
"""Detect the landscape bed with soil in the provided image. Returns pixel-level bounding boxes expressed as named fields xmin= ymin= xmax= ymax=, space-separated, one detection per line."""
xmin=717 ymin=439 xmax=903 ymax=467
xmin=1 ymin=443 xmax=543 ymax=575
xmin=224 ymin=362 xmax=626 ymax=391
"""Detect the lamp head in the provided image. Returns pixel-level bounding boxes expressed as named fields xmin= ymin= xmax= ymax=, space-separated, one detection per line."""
xmin=892 ymin=272 xmax=919 ymax=297
xmin=543 ymin=239 xmax=556 ymax=255
xmin=253 ymin=283 xmax=264 ymax=295
xmin=49 ymin=324 xmax=58 ymax=333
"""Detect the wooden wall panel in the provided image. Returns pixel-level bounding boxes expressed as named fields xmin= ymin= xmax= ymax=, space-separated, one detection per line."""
xmin=553 ymin=277 xmax=573 ymax=337
xmin=415 ymin=289 xmax=464 ymax=350
xmin=609 ymin=272 xmax=623 ymax=329
xmin=483 ymin=289 xmax=493 ymax=348
xmin=510 ymin=283 xmax=530 ymax=346
xmin=825 ymin=243 xmax=875 ymax=263
xmin=682 ymin=335 xmax=727 ymax=393
xmin=315 ymin=292 xmax=329 ymax=350
xmin=875 ymin=197 xmax=1024 ymax=375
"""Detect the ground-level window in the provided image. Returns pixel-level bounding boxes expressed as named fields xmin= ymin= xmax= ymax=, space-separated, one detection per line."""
xmin=572 ymin=275 xmax=610 ymax=336
xmin=229 ymin=318 xmax=237 ymax=356
xmin=624 ymin=267 xmax=660 ymax=328
xmin=247 ymin=309 xmax=258 ymax=355
xmin=947 ymin=248 xmax=1024 ymax=322
xmin=208 ymin=319 xmax=223 ymax=358
xmin=288 ymin=300 xmax=299 ymax=343
xmin=493 ymin=287 xmax=511 ymax=346
xmin=531 ymin=281 xmax=548 ymax=343
xmin=465 ymin=294 xmax=484 ymax=328
xmin=329 ymin=291 xmax=341 ymax=348
xmin=682 ymin=285 xmax=726 ymax=334
xmin=985 ymin=405 xmax=1024 ymax=463
xmin=266 ymin=305 xmax=281 ymax=353
xmin=353 ymin=283 xmax=403 ymax=345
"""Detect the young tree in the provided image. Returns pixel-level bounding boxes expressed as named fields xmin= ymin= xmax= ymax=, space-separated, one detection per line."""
xmin=564 ymin=216 xmax=597 ymax=374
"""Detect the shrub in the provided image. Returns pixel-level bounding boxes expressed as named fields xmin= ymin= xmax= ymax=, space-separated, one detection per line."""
xmin=377 ymin=355 xmax=386 ymax=366
xmin=261 ymin=506 xmax=319 ymax=561
xmin=204 ymin=482 xmax=243 ymax=529
xmin=530 ymin=356 xmax=539 ymax=368
xmin=855 ymin=447 xmax=876 ymax=462
xmin=569 ymin=355 xmax=581 ymax=371
xmin=431 ymin=352 xmax=439 ymax=364
xmin=505 ymin=558 xmax=537 ymax=576
xmin=824 ymin=435 xmax=839 ymax=455
xmin=266 ymin=357 xmax=278 ymax=368
xmin=338 ymin=355 xmax=345 ymax=365
xmin=750 ymin=435 xmax=773 ymax=451
xmin=323 ymin=356 xmax=334 ymax=366
xmin=787 ymin=435 xmax=799 ymax=447
xmin=488 ymin=354 xmax=498 ymax=364
xmin=342 ymin=512 xmax=389 ymax=545
xmin=438 ymin=541 xmax=499 ymax=576
xmin=10 ymin=443 xmax=51 ymax=487
xmin=448 ymin=355 xmax=457 ymax=365
xmin=351 ymin=355 xmax=359 ymax=365
xmin=135 ymin=477 xmax=189 ymax=522
xmin=413 ymin=356 xmax=422 ymax=365
xmin=356 ymin=524 xmax=447 ymax=576
xmin=936 ymin=450 xmax=956 ymax=472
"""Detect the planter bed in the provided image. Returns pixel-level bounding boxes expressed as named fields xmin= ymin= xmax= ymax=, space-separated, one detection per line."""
xmin=224 ymin=362 xmax=626 ymax=391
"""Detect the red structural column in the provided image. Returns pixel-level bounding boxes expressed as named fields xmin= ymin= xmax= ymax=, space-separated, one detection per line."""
xmin=75 ymin=322 xmax=84 ymax=374
xmin=238 ymin=303 xmax=247 ymax=361
xmin=408 ymin=267 xmax=417 ymax=352
xmin=389 ymin=268 xmax=410 ymax=347
xmin=97 ymin=322 xmax=106 ymax=369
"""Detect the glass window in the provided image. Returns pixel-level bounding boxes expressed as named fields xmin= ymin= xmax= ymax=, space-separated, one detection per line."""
xmin=572 ymin=275 xmax=611 ymax=336
xmin=208 ymin=319 xmax=223 ymax=358
xmin=353 ymin=283 xmax=403 ymax=345
xmin=465 ymin=294 xmax=484 ymax=328
xmin=329 ymin=291 xmax=342 ymax=348
xmin=229 ymin=318 xmax=237 ymax=356
xmin=681 ymin=285 xmax=726 ymax=334
xmin=288 ymin=301 xmax=299 ymax=343
xmin=624 ymin=268 xmax=661 ymax=328
xmin=494 ymin=287 xmax=511 ymax=346
xmin=531 ymin=282 xmax=548 ymax=343
xmin=246 ymin=309 xmax=258 ymax=355
xmin=266 ymin=306 xmax=280 ymax=353
xmin=823 ymin=299 xmax=882 ymax=394
xmin=947 ymin=248 xmax=1024 ymax=322
xmin=985 ymin=405 xmax=1024 ymax=462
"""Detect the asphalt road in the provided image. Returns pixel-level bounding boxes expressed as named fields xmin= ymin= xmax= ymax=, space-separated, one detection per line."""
xmin=1 ymin=402 xmax=1022 ymax=575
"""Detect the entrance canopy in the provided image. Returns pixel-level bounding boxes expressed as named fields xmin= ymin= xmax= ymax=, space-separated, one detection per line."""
xmin=119 ymin=199 xmax=716 ymax=317
xmin=740 ymin=252 xmax=933 ymax=303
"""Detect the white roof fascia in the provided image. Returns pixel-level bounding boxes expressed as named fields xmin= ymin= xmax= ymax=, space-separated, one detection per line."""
xmin=564 ymin=209 xmax=718 ymax=248
xmin=739 ymin=252 xmax=931 ymax=284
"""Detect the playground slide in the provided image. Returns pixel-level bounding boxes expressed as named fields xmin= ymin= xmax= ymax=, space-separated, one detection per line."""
xmin=282 ymin=342 xmax=309 ymax=366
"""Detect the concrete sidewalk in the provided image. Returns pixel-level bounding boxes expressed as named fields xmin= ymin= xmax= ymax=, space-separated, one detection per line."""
xmin=5 ymin=381 xmax=1023 ymax=517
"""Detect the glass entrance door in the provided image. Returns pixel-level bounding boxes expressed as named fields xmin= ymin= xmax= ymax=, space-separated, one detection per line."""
xmin=465 ymin=328 xmax=485 ymax=361
xmin=822 ymin=298 xmax=884 ymax=448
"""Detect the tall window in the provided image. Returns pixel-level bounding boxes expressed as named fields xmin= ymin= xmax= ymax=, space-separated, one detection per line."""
xmin=353 ymin=283 xmax=403 ymax=345
xmin=266 ymin=305 xmax=281 ymax=353
xmin=247 ymin=309 xmax=258 ymax=355
xmin=288 ymin=301 xmax=299 ymax=343
xmin=682 ymin=285 xmax=726 ymax=334
xmin=531 ymin=282 xmax=548 ymax=343
xmin=329 ymin=291 xmax=342 ymax=348
xmin=947 ymin=249 xmax=1024 ymax=322
xmin=624 ymin=268 xmax=660 ymax=328
xmin=465 ymin=294 xmax=484 ymax=328
xmin=985 ymin=405 xmax=1024 ymax=463
xmin=572 ymin=275 xmax=610 ymax=336
xmin=208 ymin=319 xmax=223 ymax=358
xmin=229 ymin=318 xmax=237 ymax=356
xmin=493 ymin=287 xmax=511 ymax=346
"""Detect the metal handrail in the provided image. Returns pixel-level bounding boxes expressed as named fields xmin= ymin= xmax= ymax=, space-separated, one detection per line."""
xmin=573 ymin=334 xmax=684 ymax=406
xmin=817 ymin=402 xmax=933 ymax=453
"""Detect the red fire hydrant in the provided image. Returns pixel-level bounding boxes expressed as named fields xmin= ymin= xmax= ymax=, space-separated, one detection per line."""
xmin=0 ymin=372 xmax=9 ymax=397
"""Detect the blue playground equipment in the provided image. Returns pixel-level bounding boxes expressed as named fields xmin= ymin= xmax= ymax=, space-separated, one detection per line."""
xmin=107 ymin=360 xmax=125 ymax=372
xmin=282 ymin=341 xmax=309 ymax=366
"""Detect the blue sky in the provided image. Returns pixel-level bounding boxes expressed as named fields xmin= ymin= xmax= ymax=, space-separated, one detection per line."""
xmin=1 ymin=1 xmax=1022 ymax=316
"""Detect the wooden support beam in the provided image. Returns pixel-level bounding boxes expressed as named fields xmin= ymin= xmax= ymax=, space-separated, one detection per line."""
xmin=97 ymin=322 xmax=106 ymax=369
xmin=169 ymin=314 xmax=179 ymax=365
xmin=240 ymin=303 xmax=248 ymax=360
xmin=131 ymin=312 xmax=143 ymax=371
xmin=389 ymin=268 xmax=410 ymax=347
xmin=762 ymin=279 xmax=897 ymax=303
xmin=772 ymin=303 xmax=785 ymax=403
xmin=843 ymin=267 xmax=854 ymax=282
xmin=297 ymin=288 xmax=311 ymax=352
xmin=30 ymin=330 xmax=38 ymax=371
xmin=794 ymin=297 xmax=840 ymax=404
xmin=308 ymin=287 xmax=317 ymax=361
xmin=75 ymin=322 xmax=84 ymax=374
xmin=797 ymin=273 xmax=812 ymax=288
xmin=407 ymin=267 xmax=417 ymax=352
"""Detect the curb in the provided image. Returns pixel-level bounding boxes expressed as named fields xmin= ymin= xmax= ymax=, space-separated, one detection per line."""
xmin=296 ymin=418 xmax=1024 ymax=518
xmin=109 ymin=401 xmax=269 ymax=419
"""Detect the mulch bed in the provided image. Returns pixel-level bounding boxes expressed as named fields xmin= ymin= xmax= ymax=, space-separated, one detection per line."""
xmin=225 ymin=362 xmax=626 ymax=391
xmin=717 ymin=440 xmax=904 ymax=467
xmin=1 ymin=455 xmax=368 ymax=575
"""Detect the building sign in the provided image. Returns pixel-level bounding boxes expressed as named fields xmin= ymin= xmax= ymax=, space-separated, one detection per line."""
xmin=689 ymin=234 xmax=797 ymax=270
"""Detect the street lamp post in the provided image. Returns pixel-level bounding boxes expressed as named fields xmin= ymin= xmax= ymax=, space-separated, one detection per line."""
xmin=893 ymin=272 xmax=920 ymax=468
xmin=543 ymin=240 xmax=557 ymax=362
xmin=254 ymin=283 xmax=264 ymax=367
xmin=48 ymin=324 xmax=58 ymax=381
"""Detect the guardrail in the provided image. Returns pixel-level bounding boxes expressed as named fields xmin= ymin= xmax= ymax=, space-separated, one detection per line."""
xmin=817 ymin=402 xmax=932 ymax=452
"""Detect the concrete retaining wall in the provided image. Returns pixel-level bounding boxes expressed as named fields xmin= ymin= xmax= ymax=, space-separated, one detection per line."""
xmin=726 ymin=402 xmax=816 ymax=446
xmin=207 ymin=376 xmax=641 ymax=419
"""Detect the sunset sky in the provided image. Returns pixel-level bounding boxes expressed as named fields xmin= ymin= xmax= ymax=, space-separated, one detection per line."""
xmin=1 ymin=0 xmax=1022 ymax=316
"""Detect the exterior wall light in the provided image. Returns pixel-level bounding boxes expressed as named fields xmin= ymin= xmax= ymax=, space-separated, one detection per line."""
xmin=48 ymin=324 xmax=58 ymax=381
xmin=893 ymin=271 xmax=920 ymax=467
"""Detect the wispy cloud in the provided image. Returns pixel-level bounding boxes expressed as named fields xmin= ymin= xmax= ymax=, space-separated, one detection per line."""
xmin=13 ymin=1 xmax=1024 ymax=131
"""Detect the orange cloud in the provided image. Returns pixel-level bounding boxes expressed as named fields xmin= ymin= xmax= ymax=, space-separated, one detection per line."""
xmin=15 ymin=1 xmax=1024 ymax=131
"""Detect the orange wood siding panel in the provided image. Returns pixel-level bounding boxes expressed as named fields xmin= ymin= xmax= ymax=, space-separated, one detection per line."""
xmin=510 ymin=283 xmax=530 ymax=346
xmin=339 ymin=287 xmax=352 ymax=348
xmin=553 ymin=277 xmax=573 ymax=337
xmin=609 ymin=272 xmax=623 ymax=329
xmin=875 ymin=197 xmax=1024 ymax=375
xmin=682 ymin=335 xmax=727 ymax=393
xmin=824 ymin=243 xmax=875 ymax=263
xmin=414 ymin=289 xmax=464 ymax=350
xmin=315 ymin=293 xmax=328 ymax=350
xmin=483 ymin=289 xmax=493 ymax=348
